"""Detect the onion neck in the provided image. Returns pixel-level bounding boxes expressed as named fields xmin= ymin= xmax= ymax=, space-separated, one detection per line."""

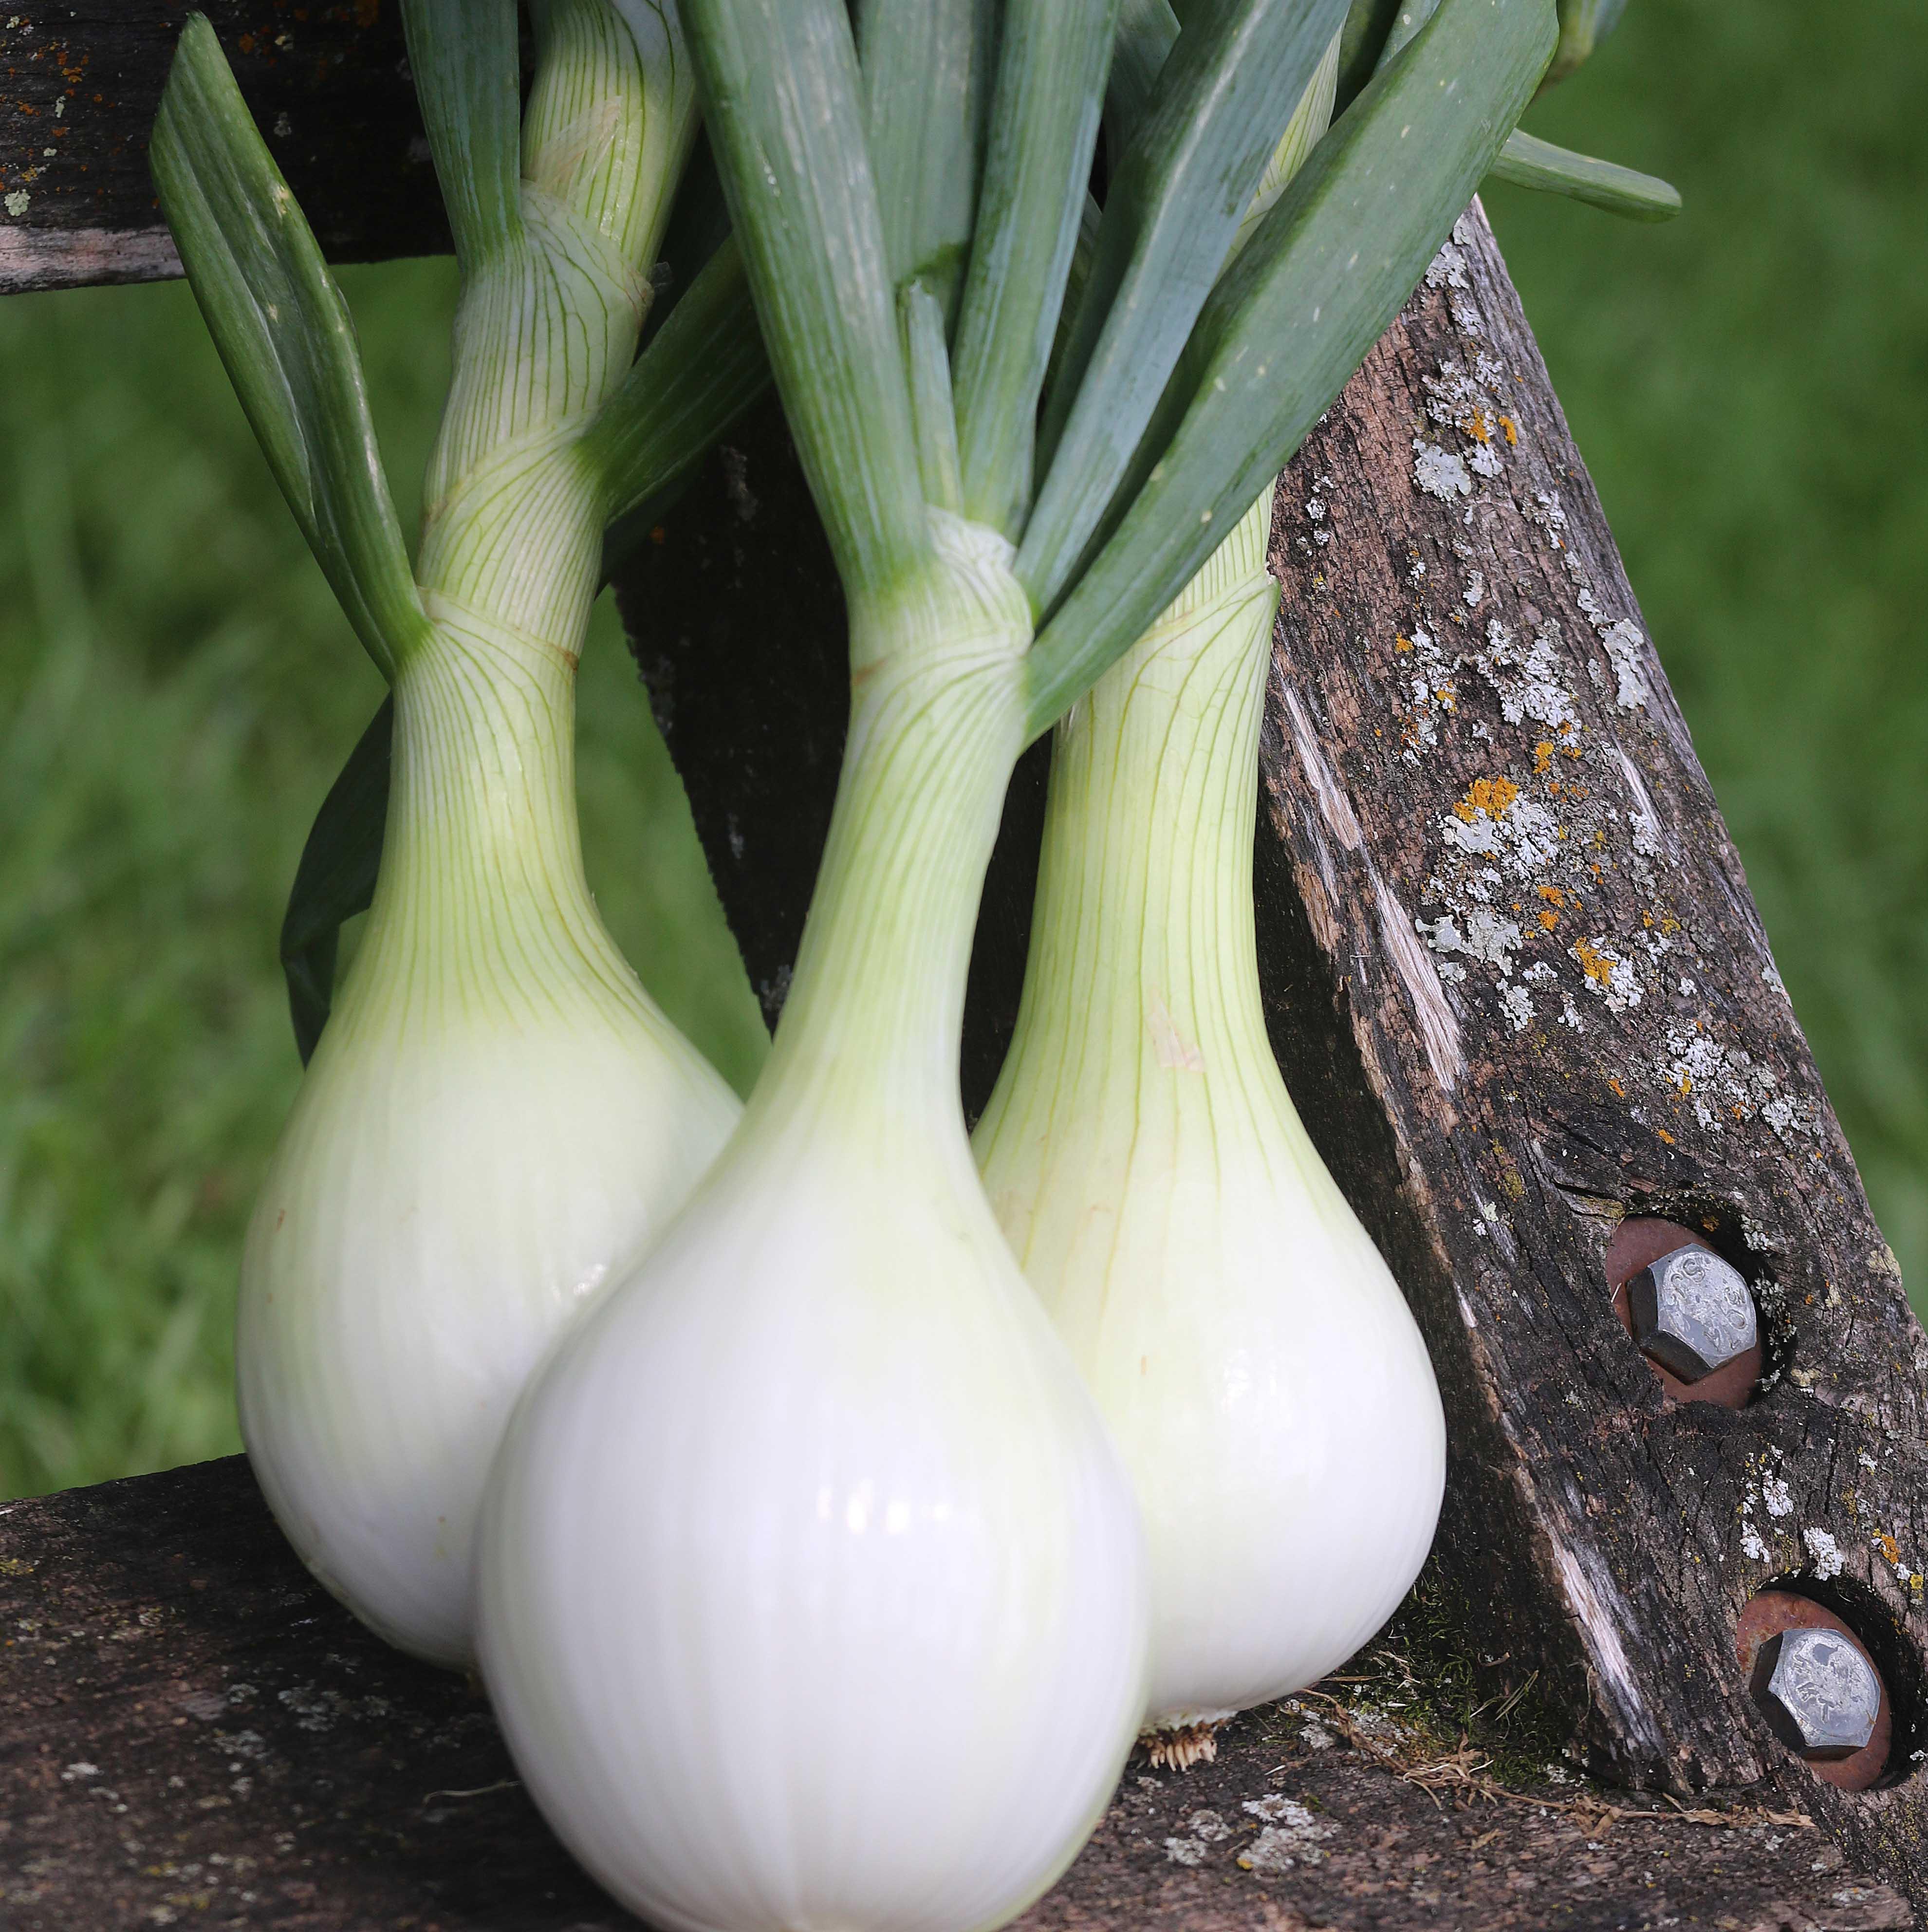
xmin=752 ymin=515 xmax=1032 ymax=1141
xmin=978 ymin=490 xmax=1280 ymax=1146
xmin=361 ymin=118 xmax=671 ymax=1023
xmin=341 ymin=604 xmax=636 ymax=1031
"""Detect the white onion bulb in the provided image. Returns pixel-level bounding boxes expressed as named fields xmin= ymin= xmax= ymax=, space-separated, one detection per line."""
xmin=478 ymin=534 xmax=1149 ymax=1932
xmin=974 ymin=489 xmax=1444 ymax=1734
xmin=240 ymin=604 xmax=739 ymax=1666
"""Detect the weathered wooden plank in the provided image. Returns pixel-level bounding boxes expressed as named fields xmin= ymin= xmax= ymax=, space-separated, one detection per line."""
xmin=3 ymin=1456 xmax=1910 ymax=1930
xmin=1247 ymin=201 xmax=1928 ymax=1884
xmin=0 ymin=3 xmax=447 ymax=294
xmin=612 ymin=200 xmax=1928 ymax=1909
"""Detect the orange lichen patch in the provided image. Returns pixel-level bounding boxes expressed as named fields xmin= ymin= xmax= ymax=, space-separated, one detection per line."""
xmin=1462 ymin=409 xmax=1494 ymax=444
xmin=1878 ymin=1532 xmax=1902 ymax=1568
xmin=1534 ymin=740 xmax=1555 ymax=774
xmin=1538 ymin=885 xmax=1567 ymax=907
xmin=1537 ymin=910 xmax=1559 ymax=932
xmin=1395 ymin=633 xmax=1414 ymax=654
xmin=1573 ymin=937 xmax=1618 ymax=990
xmin=1657 ymin=1128 xmax=1676 ymax=1145
xmin=1498 ymin=415 xmax=1519 ymax=446
xmin=1608 ymin=1077 xmax=1626 ymax=1098
xmin=1453 ymin=775 xmax=1520 ymax=822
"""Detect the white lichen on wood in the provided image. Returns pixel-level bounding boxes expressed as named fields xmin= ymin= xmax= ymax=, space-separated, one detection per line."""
xmin=1412 ymin=441 xmax=1473 ymax=501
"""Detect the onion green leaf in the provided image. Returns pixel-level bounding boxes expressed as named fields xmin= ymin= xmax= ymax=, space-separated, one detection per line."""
xmin=681 ymin=0 xmax=930 ymax=611
xmin=949 ymin=0 xmax=1122 ymax=539
xmin=397 ymin=0 xmax=524 ymax=267
xmin=1024 ymin=0 xmax=1557 ymax=734
xmin=150 ymin=16 xmax=430 ymax=682
xmin=1372 ymin=0 xmax=1442 ymax=72
xmin=1019 ymin=0 xmax=1351 ymax=614
xmin=1106 ymin=0 xmax=1181 ymax=155
xmin=1546 ymin=0 xmax=1629 ymax=87
xmin=1335 ymin=0 xmax=1403 ymax=109
xmin=1490 ymin=128 xmax=1681 ymax=222
xmin=857 ymin=0 xmax=1001 ymax=316
xmin=901 ymin=280 xmax=967 ymax=514
xmin=582 ymin=237 xmax=772 ymax=525
xmin=279 ymin=697 xmax=391 ymax=1065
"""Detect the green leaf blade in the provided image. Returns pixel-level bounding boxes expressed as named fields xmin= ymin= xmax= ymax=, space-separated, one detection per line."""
xmin=583 ymin=237 xmax=773 ymax=526
xmin=1546 ymin=0 xmax=1629 ymax=87
xmin=901 ymin=281 xmax=965 ymax=514
xmin=949 ymin=0 xmax=1122 ymax=542
xmin=1018 ymin=0 xmax=1351 ymax=613
xmin=1023 ymin=0 xmax=1557 ymax=734
xmin=398 ymin=0 xmax=525 ymax=268
xmin=857 ymin=0 xmax=1001 ymax=317
xmin=682 ymin=0 xmax=931 ymax=610
xmin=1106 ymin=0 xmax=1181 ymax=155
xmin=1335 ymin=0 xmax=1402 ymax=111
xmin=150 ymin=16 xmax=429 ymax=681
xmin=280 ymin=697 xmax=393 ymax=1063
xmin=1489 ymin=128 xmax=1681 ymax=222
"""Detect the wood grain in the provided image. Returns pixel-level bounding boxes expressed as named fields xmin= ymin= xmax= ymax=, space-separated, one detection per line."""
xmin=0 ymin=3 xmax=447 ymax=293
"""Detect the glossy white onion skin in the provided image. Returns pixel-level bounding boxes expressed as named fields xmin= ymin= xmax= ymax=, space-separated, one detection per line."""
xmin=974 ymin=490 xmax=1444 ymax=1729
xmin=479 ymin=521 xmax=1150 ymax=1932
xmin=237 ymin=4 xmax=732 ymax=1670
xmin=239 ymin=605 xmax=739 ymax=1667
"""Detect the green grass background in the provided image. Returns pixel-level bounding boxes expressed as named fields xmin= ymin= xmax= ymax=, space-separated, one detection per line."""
xmin=0 ymin=0 xmax=1923 ymax=1499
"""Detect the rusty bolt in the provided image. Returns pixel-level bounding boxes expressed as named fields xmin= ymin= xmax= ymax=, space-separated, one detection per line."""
xmin=1749 ymin=1627 xmax=1882 ymax=1761
xmin=1737 ymin=1590 xmax=1891 ymax=1790
xmin=1608 ymin=1220 xmax=1763 ymax=1409
xmin=1625 ymin=1244 xmax=1757 ymax=1383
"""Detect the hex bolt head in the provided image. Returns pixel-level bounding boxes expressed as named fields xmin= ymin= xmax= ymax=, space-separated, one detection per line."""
xmin=1625 ymin=1245 xmax=1757 ymax=1383
xmin=1749 ymin=1627 xmax=1883 ymax=1761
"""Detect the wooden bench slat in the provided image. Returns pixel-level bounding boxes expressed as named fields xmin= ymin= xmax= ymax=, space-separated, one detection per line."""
xmin=0 ymin=4 xmax=447 ymax=295
xmin=2 ymin=1456 xmax=1909 ymax=1929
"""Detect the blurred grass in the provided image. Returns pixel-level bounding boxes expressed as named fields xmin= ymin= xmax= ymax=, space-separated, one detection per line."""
xmin=0 ymin=257 xmax=767 ymax=1500
xmin=1 ymin=0 xmax=1924 ymax=1500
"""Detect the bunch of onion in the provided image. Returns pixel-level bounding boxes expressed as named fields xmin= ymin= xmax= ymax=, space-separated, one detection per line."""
xmin=151 ymin=0 xmax=769 ymax=1668
xmin=474 ymin=1 xmax=1556 ymax=1928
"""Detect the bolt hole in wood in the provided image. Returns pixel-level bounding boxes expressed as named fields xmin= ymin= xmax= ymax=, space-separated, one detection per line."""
xmin=1736 ymin=1584 xmax=1927 ymax=1794
xmin=1606 ymin=1214 xmax=1773 ymax=1409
